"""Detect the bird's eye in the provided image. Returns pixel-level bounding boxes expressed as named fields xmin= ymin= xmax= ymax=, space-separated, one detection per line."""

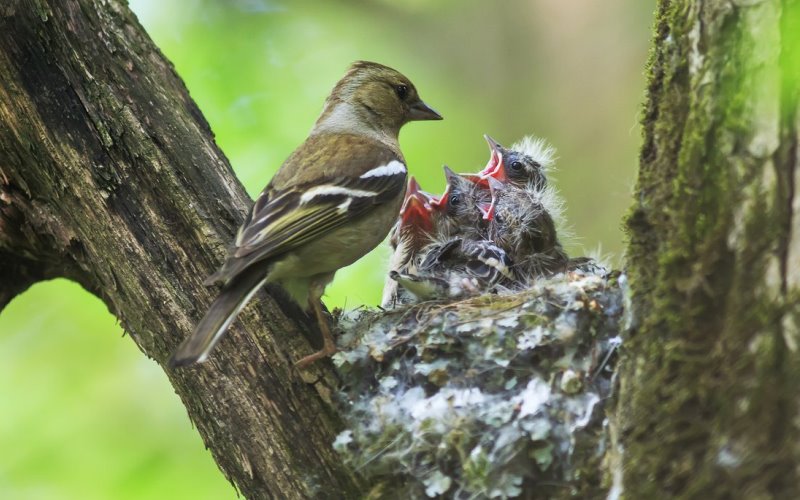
xmin=449 ymin=193 xmax=461 ymax=206
xmin=395 ymin=84 xmax=409 ymax=100
xmin=510 ymin=161 xmax=523 ymax=171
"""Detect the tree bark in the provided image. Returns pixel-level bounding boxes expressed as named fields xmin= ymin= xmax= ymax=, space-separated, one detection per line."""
xmin=620 ymin=0 xmax=800 ymax=497
xmin=4 ymin=0 xmax=800 ymax=498
xmin=0 ymin=1 xmax=361 ymax=498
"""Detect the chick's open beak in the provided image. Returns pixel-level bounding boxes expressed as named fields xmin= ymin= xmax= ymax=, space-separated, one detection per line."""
xmin=478 ymin=202 xmax=494 ymax=221
xmin=478 ymin=134 xmax=508 ymax=183
xmin=461 ymin=173 xmax=484 ymax=185
xmin=400 ymin=177 xmax=434 ymax=231
xmin=405 ymin=176 xmax=422 ymax=200
xmin=430 ymin=186 xmax=449 ymax=210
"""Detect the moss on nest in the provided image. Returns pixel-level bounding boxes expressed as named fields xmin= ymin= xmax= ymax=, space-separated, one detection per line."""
xmin=332 ymin=266 xmax=624 ymax=499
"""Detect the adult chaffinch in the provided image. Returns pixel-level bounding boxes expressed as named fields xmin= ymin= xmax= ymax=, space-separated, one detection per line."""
xmin=170 ymin=61 xmax=442 ymax=369
xmin=381 ymin=177 xmax=436 ymax=308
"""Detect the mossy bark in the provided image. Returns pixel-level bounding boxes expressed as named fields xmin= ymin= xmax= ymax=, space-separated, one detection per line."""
xmin=620 ymin=0 xmax=800 ymax=497
xmin=0 ymin=1 xmax=362 ymax=498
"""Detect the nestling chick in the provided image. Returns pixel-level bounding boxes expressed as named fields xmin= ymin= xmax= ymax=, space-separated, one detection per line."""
xmin=381 ymin=177 xmax=436 ymax=308
xmin=387 ymin=167 xmax=512 ymax=304
xmin=464 ymin=133 xmax=567 ymax=281
xmin=170 ymin=61 xmax=442 ymax=369
xmin=389 ymin=167 xmax=512 ymax=303
xmin=429 ymin=166 xmax=491 ymax=241
xmin=390 ymin=238 xmax=513 ymax=302
xmin=476 ymin=134 xmax=555 ymax=191
xmin=485 ymin=177 xmax=569 ymax=282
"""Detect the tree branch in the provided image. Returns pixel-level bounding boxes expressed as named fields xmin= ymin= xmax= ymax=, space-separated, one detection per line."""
xmin=0 ymin=1 xmax=361 ymax=497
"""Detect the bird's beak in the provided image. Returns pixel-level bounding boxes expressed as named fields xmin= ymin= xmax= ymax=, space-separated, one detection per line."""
xmin=400 ymin=177 xmax=434 ymax=230
xmin=406 ymin=176 xmax=422 ymax=199
xmin=442 ymin=165 xmax=459 ymax=183
xmin=478 ymin=202 xmax=495 ymax=221
xmin=408 ymin=99 xmax=443 ymax=121
xmin=460 ymin=173 xmax=484 ymax=185
xmin=430 ymin=165 xmax=460 ymax=210
xmin=478 ymin=134 xmax=508 ymax=182
xmin=430 ymin=187 xmax=449 ymax=210
xmin=481 ymin=176 xmax=505 ymax=221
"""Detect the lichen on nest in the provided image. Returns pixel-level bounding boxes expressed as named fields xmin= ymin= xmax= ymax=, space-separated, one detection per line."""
xmin=332 ymin=265 xmax=625 ymax=499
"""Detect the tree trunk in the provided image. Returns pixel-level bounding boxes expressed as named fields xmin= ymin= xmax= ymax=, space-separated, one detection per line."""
xmin=0 ymin=1 xmax=361 ymax=498
xmin=4 ymin=0 xmax=799 ymax=498
xmin=620 ymin=0 xmax=800 ymax=497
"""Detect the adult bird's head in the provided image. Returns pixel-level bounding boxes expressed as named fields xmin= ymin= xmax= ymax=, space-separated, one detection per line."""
xmin=314 ymin=61 xmax=442 ymax=139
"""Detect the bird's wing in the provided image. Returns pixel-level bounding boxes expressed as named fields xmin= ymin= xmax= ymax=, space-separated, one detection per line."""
xmin=420 ymin=238 xmax=513 ymax=281
xmin=232 ymin=158 xmax=407 ymax=261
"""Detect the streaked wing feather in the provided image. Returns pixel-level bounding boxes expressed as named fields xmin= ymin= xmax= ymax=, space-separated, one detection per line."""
xmin=236 ymin=206 xmax=329 ymax=257
xmin=232 ymin=165 xmax=406 ymax=263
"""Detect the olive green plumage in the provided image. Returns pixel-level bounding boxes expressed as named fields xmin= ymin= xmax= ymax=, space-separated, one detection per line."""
xmin=170 ymin=61 xmax=441 ymax=368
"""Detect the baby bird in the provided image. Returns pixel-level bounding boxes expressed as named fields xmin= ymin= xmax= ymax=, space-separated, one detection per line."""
xmin=429 ymin=166 xmax=491 ymax=241
xmin=460 ymin=133 xmax=568 ymax=282
xmin=170 ymin=61 xmax=441 ymax=369
xmin=390 ymin=237 xmax=513 ymax=302
xmin=485 ymin=176 xmax=569 ymax=282
xmin=389 ymin=166 xmax=513 ymax=302
xmin=381 ymin=177 xmax=435 ymax=308
xmin=476 ymin=134 xmax=555 ymax=191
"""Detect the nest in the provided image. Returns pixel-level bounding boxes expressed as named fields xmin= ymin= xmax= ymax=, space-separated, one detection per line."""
xmin=332 ymin=265 xmax=625 ymax=499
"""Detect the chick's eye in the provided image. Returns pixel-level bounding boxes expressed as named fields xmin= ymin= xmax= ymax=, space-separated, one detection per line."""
xmin=510 ymin=161 xmax=523 ymax=171
xmin=449 ymin=193 xmax=461 ymax=206
xmin=395 ymin=84 xmax=409 ymax=100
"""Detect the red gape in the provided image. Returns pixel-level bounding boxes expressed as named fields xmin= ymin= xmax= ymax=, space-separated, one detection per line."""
xmin=400 ymin=176 xmax=434 ymax=233
xmin=477 ymin=134 xmax=509 ymax=183
xmin=429 ymin=163 xmax=503 ymax=221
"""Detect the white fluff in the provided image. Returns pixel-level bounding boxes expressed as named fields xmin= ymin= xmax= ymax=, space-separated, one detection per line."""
xmin=509 ymin=134 xmax=573 ymax=249
xmin=511 ymin=135 xmax=558 ymax=173
xmin=510 ymin=180 xmax=572 ymax=249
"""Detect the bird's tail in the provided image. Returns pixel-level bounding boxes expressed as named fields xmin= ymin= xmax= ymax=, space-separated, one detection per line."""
xmin=169 ymin=267 xmax=268 ymax=368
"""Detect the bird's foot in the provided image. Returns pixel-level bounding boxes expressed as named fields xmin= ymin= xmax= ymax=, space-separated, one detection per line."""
xmin=294 ymin=343 xmax=338 ymax=370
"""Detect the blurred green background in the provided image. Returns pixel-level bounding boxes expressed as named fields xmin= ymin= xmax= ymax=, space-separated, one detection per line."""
xmin=0 ymin=1 xmax=654 ymax=498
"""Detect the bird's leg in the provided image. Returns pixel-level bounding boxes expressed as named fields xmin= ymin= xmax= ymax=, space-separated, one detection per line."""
xmin=295 ymin=276 xmax=338 ymax=369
